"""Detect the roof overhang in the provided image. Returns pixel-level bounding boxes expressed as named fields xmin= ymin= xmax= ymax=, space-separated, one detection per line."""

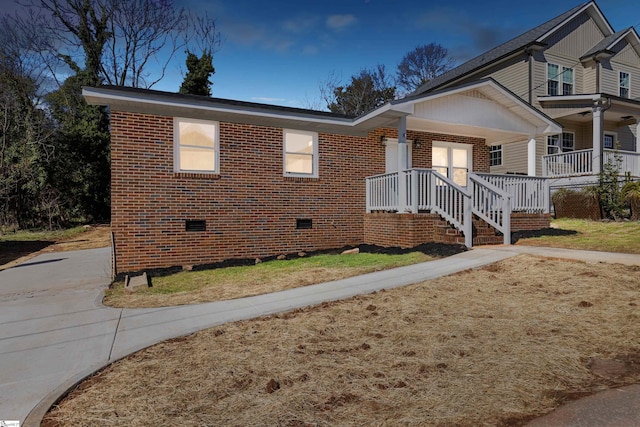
xmin=84 ymin=80 xmax=561 ymax=144
xmin=83 ymin=86 xmax=366 ymax=136
xmin=538 ymin=94 xmax=640 ymax=124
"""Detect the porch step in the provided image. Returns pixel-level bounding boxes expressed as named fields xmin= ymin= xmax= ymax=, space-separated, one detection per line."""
xmin=433 ymin=217 xmax=505 ymax=246
xmin=472 ymin=217 xmax=505 ymax=245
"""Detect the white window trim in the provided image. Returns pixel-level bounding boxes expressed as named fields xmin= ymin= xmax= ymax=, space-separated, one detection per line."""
xmin=604 ymin=131 xmax=617 ymax=149
xmin=283 ymin=129 xmax=318 ymax=178
xmin=619 ymin=71 xmax=630 ymax=98
xmin=547 ymin=63 xmax=574 ymax=96
xmin=174 ymin=117 xmax=220 ymax=174
xmin=490 ymin=144 xmax=503 ymax=166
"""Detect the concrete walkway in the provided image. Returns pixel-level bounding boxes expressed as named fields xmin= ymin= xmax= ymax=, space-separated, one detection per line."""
xmin=1 ymin=245 xmax=639 ymax=425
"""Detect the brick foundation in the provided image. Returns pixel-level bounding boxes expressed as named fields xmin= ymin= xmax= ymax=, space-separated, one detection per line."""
xmin=510 ymin=212 xmax=552 ymax=231
xmin=363 ymin=212 xmax=443 ymax=248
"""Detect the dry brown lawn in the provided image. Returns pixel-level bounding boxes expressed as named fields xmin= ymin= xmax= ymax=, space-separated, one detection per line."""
xmin=44 ymin=255 xmax=640 ymax=426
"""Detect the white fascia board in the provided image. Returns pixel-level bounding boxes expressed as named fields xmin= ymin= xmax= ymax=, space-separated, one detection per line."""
xmin=536 ymin=2 xmax=613 ymax=43
xmin=82 ymin=88 xmax=354 ymax=127
xmin=351 ymin=103 xmax=394 ymax=126
xmin=538 ymin=94 xmax=603 ymax=103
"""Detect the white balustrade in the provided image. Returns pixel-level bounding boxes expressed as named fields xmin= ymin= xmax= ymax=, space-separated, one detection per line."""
xmin=473 ymin=173 xmax=549 ymax=213
xmin=604 ymin=150 xmax=640 ymax=177
xmin=542 ymin=149 xmax=593 ymax=177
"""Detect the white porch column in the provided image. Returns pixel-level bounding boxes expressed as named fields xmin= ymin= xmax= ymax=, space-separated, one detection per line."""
xmin=592 ymin=104 xmax=604 ymax=174
xmin=527 ymin=137 xmax=536 ymax=176
xmin=397 ymin=116 xmax=409 ymax=212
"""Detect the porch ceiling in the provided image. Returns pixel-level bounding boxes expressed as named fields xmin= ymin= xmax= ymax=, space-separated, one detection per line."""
xmin=539 ymin=95 xmax=640 ymax=125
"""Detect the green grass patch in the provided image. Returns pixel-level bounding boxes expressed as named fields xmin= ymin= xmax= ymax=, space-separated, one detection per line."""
xmin=518 ymin=218 xmax=640 ymax=254
xmin=105 ymin=251 xmax=434 ymax=308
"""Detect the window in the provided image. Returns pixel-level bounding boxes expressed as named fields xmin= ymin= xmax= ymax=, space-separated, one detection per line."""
xmin=547 ymin=63 xmax=573 ymax=96
xmin=604 ymin=132 xmax=616 ymax=149
xmin=620 ymin=71 xmax=630 ymax=98
xmin=490 ymin=145 xmax=502 ymax=166
xmin=547 ymin=132 xmax=574 ymax=154
xmin=284 ymin=129 xmax=318 ymax=177
xmin=174 ymin=118 xmax=219 ymax=173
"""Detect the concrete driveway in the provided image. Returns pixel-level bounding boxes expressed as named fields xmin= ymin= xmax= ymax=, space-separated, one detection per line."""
xmin=0 ymin=247 xmax=116 ymax=425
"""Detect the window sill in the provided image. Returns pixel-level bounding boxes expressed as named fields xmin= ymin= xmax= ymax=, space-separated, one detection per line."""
xmin=174 ymin=172 xmax=221 ymax=180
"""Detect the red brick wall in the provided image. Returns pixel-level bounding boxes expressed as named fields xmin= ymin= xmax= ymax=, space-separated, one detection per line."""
xmin=510 ymin=213 xmax=552 ymax=231
xmin=110 ymin=112 xmax=490 ymax=274
xmin=364 ymin=213 xmax=444 ymax=248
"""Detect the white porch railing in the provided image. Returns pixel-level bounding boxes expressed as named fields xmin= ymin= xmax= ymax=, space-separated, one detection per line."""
xmin=542 ymin=149 xmax=593 ymax=177
xmin=473 ymin=173 xmax=549 ymax=213
xmin=407 ymin=169 xmax=472 ymax=246
xmin=366 ymin=169 xmax=516 ymax=246
xmin=542 ymin=149 xmax=640 ymax=178
xmin=366 ymin=172 xmax=399 ymax=212
xmin=604 ymin=149 xmax=640 ymax=176
xmin=469 ymin=174 xmax=511 ymax=245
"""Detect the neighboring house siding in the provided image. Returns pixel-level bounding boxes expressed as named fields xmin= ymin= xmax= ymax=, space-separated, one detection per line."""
xmin=456 ymin=54 xmax=530 ymax=101
xmin=110 ymin=111 xmax=489 ymax=274
xmin=486 ymin=57 xmax=529 ymax=101
xmin=602 ymin=41 xmax=640 ymax=98
xmin=490 ymin=140 xmax=528 ymax=175
xmin=544 ymin=12 xmax=605 ymax=60
xmin=583 ymin=64 xmax=597 ymax=93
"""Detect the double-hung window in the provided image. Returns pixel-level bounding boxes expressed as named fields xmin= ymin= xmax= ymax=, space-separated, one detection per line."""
xmin=490 ymin=145 xmax=502 ymax=166
xmin=547 ymin=63 xmax=574 ymax=95
xmin=547 ymin=132 xmax=574 ymax=155
xmin=174 ymin=118 xmax=219 ymax=173
xmin=284 ymin=129 xmax=318 ymax=177
xmin=620 ymin=71 xmax=630 ymax=98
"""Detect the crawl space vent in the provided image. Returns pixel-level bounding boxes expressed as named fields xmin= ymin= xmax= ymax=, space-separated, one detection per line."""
xmin=185 ymin=220 xmax=206 ymax=232
xmin=296 ymin=218 xmax=312 ymax=229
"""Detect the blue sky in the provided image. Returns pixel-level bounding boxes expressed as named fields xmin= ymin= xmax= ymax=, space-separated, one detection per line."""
xmin=2 ymin=0 xmax=635 ymax=109
xmin=155 ymin=0 xmax=634 ymax=109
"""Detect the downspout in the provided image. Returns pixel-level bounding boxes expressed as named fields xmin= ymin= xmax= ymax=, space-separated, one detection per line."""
xmin=595 ymin=59 xmax=601 ymax=93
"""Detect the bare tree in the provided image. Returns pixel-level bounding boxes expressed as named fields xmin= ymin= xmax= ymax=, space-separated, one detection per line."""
xmin=396 ymin=43 xmax=455 ymax=94
xmin=20 ymin=0 xmax=221 ymax=89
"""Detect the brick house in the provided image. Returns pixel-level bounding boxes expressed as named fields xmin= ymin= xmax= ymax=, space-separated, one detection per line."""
xmin=84 ymin=78 xmax=559 ymax=275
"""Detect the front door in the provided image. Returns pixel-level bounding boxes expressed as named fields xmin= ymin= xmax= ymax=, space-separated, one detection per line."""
xmin=432 ymin=141 xmax=472 ymax=186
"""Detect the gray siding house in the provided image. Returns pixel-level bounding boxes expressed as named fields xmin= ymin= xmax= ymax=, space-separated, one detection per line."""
xmin=414 ymin=1 xmax=640 ymax=184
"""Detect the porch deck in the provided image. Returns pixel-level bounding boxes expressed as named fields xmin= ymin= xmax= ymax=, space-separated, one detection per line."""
xmin=365 ymin=169 xmax=550 ymax=248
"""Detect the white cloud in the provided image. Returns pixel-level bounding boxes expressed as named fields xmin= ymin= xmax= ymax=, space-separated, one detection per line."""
xmin=326 ymin=14 xmax=356 ymax=31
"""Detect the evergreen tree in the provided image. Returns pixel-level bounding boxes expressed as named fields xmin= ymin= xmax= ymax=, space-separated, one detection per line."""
xmin=179 ymin=50 xmax=215 ymax=96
